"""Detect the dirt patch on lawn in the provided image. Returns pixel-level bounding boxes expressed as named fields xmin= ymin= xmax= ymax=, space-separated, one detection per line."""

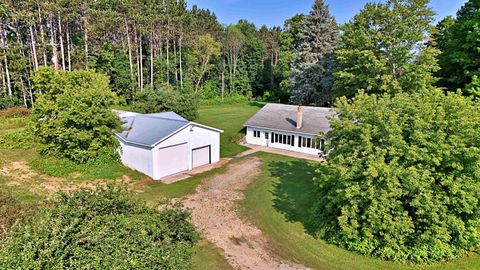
xmin=0 ymin=161 xmax=147 ymax=194
xmin=183 ymin=157 xmax=309 ymax=270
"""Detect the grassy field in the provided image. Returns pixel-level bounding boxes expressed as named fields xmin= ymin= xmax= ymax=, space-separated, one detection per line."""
xmin=196 ymin=102 xmax=263 ymax=157
xmin=241 ymin=152 xmax=480 ymax=270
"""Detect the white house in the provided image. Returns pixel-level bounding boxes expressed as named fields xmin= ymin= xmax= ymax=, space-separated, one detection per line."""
xmin=114 ymin=111 xmax=223 ymax=180
xmin=244 ymin=103 xmax=334 ymax=156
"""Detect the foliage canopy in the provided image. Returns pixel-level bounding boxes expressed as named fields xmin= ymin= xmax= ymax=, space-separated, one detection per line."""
xmin=31 ymin=67 xmax=121 ymax=163
xmin=314 ymin=89 xmax=480 ymax=263
xmin=0 ymin=185 xmax=199 ymax=269
xmin=333 ymin=0 xmax=439 ymax=99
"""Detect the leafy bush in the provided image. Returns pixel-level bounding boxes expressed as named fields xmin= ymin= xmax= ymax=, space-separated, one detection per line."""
xmin=0 ymin=107 xmax=30 ymax=117
xmin=31 ymin=67 xmax=122 ymax=163
xmin=199 ymin=93 xmax=249 ymax=106
xmin=131 ymin=88 xmax=199 ymax=120
xmin=0 ymin=185 xmax=199 ymax=269
xmin=0 ymin=96 xmax=21 ymax=110
xmin=314 ymin=89 xmax=480 ymax=264
xmin=0 ymin=129 xmax=34 ymax=150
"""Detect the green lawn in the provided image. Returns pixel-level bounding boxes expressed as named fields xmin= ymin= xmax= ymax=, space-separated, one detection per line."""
xmin=241 ymin=152 xmax=480 ymax=270
xmin=196 ymin=102 xmax=263 ymax=157
xmin=0 ymin=103 xmax=263 ymax=270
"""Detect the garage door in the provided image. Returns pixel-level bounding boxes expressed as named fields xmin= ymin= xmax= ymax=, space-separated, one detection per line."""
xmin=192 ymin=146 xmax=210 ymax=168
xmin=158 ymin=143 xmax=188 ymax=177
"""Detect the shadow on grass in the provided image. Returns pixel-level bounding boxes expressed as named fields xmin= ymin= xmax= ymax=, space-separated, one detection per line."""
xmin=248 ymin=101 xmax=265 ymax=108
xmin=268 ymin=160 xmax=319 ymax=235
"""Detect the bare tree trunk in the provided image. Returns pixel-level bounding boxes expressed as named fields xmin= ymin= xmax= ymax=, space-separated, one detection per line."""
xmin=29 ymin=25 xmax=39 ymax=71
xmin=150 ymin=32 xmax=154 ymax=90
xmin=38 ymin=6 xmax=47 ymax=66
xmin=66 ymin=26 xmax=72 ymax=71
xmin=124 ymin=16 xmax=134 ymax=85
xmin=0 ymin=22 xmax=12 ymax=95
xmin=179 ymin=35 xmax=183 ymax=89
xmin=49 ymin=16 xmax=59 ymax=71
xmin=139 ymin=35 xmax=143 ymax=91
xmin=57 ymin=13 xmax=66 ymax=71
xmin=221 ymin=59 xmax=225 ymax=102
xmin=134 ymin=27 xmax=140 ymax=90
xmin=166 ymin=38 xmax=169 ymax=84
xmin=83 ymin=16 xmax=89 ymax=67
xmin=173 ymin=38 xmax=177 ymax=84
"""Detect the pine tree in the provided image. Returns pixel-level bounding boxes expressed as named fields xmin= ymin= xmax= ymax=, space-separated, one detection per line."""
xmin=289 ymin=0 xmax=339 ymax=106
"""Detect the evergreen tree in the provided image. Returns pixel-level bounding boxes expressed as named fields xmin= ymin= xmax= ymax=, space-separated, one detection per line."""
xmin=436 ymin=0 xmax=480 ymax=94
xmin=289 ymin=0 xmax=339 ymax=106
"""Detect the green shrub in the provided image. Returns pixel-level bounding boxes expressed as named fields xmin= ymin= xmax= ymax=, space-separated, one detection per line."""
xmin=199 ymin=93 xmax=249 ymax=106
xmin=0 ymin=96 xmax=21 ymax=110
xmin=0 ymin=185 xmax=199 ymax=269
xmin=31 ymin=67 xmax=121 ymax=163
xmin=131 ymin=88 xmax=199 ymax=120
xmin=0 ymin=129 xmax=34 ymax=150
xmin=314 ymin=89 xmax=480 ymax=264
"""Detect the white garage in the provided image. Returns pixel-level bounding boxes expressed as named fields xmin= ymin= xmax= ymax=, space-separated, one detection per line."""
xmin=115 ymin=111 xmax=223 ymax=180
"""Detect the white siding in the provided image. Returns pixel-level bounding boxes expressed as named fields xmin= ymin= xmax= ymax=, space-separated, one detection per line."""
xmin=246 ymin=127 xmax=319 ymax=155
xmin=118 ymin=140 xmax=154 ymax=178
xmin=152 ymin=124 xmax=221 ymax=179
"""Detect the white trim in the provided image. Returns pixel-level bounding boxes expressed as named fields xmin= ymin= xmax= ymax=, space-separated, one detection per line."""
xmin=244 ymin=125 xmax=322 ymax=136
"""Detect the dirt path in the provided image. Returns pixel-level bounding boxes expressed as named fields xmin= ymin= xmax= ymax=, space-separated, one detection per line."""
xmin=183 ymin=157 xmax=309 ymax=270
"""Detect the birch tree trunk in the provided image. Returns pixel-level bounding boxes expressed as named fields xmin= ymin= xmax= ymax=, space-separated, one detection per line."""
xmin=57 ymin=13 xmax=66 ymax=71
xmin=29 ymin=25 xmax=39 ymax=71
xmin=139 ymin=35 xmax=143 ymax=91
xmin=150 ymin=33 xmax=154 ymax=90
xmin=0 ymin=21 xmax=12 ymax=95
xmin=49 ymin=16 xmax=59 ymax=71
xmin=166 ymin=38 xmax=169 ymax=84
xmin=38 ymin=6 xmax=47 ymax=66
xmin=124 ymin=16 xmax=134 ymax=89
xmin=173 ymin=38 xmax=177 ymax=84
xmin=179 ymin=35 xmax=183 ymax=89
xmin=83 ymin=16 xmax=89 ymax=67
xmin=221 ymin=59 xmax=225 ymax=102
xmin=66 ymin=26 xmax=72 ymax=71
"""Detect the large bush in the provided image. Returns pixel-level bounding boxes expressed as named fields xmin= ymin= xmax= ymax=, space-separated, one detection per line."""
xmin=314 ymin=89 xmax=480 ymax=263
xmin=0 ymin=96 xmax=21 ymax=110
xmin=0 ymin=185 xmax=198 ymax=269
xmin=131 ymin=88 xmax=199 ymax=120
xmin=31 ymin=67 xmax=122 ymax=163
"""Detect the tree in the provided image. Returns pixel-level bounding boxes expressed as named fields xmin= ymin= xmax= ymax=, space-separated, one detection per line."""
xmin=224 ymin=25 xmax=245 ymax=94
xmin=31 ymin=67 xmax=121 ymax=163
xmin=191 ymin=34 xmax=221 ymax=93
xmin=131 ymin=88 xmax=199 ymax=120
xmin=0 ymin=185 xmax=199 ymax=269
xmin=289 ymin=0 xmax=339 ymax=106
xmin=333 ymin=0 xmax=439 ymax=99
xmin=436 ymin=0 xmax=480 ymax=92
xmin=314 ymin=89 xmax=480 ymax=264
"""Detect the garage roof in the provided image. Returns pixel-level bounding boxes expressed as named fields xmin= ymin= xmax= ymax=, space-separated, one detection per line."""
xmin=115 ymin=111 xmax=222 ymax=148
xmin=244 ymin=103 xmax=334 ymax=135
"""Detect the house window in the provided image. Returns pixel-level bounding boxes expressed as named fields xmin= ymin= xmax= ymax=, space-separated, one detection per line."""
xmin=253 ymin=130 xmax=260 ymax=138
xmin=271 ymin=132 xmax=274 ymax=143
xmin=291 ymin=135 xmax=295 ymax=146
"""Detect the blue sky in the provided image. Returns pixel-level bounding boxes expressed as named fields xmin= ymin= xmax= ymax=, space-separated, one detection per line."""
xmin=187 ymin=0 xmax=468 ymax=27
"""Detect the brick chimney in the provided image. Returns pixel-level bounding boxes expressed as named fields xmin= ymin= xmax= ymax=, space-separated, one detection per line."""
xmin=296 ymin=105 xmax=303 ymax=129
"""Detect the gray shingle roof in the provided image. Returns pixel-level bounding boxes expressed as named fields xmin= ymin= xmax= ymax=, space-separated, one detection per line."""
xmin=244 ymin=103 xmax=334 ymax=135
xmin=116 ymin=112 xmax=189 ymax=147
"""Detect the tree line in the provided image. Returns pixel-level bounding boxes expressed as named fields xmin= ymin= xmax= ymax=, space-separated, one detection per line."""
xmin=0 ymin=0 xmax=297 ymax=107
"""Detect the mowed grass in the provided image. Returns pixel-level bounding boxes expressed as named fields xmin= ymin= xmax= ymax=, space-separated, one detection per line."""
xmin=0 ymin=103 xmax=262 ymax=270
xmin=241 ymin=152 xmax=480 ymax=270
xmin=196 ymin=102 xmax=263 ymax=157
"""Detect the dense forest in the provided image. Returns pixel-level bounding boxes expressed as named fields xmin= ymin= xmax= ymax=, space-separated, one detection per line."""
xmin=0 ymin=0 xmax=304 ymax=107
xmin=0 ymin=0 xmax=478 ymax=109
